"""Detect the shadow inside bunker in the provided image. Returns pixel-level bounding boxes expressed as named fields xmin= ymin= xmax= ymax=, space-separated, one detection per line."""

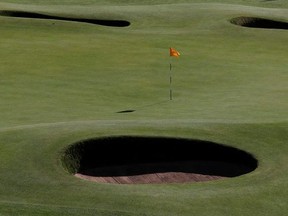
xmin=230 ymin=16 xmax=288 ymax=30
xmin=63 ymin=136 xmax=258 ymax=178
xmin=0 ymin=10 xmax=130 ymax=27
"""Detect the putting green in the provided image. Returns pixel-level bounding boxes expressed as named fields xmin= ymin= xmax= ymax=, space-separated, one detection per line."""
xmin=0 ymin=1 xmax=287 ymax=215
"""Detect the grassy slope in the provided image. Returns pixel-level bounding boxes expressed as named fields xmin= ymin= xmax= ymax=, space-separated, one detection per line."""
xmin=1 ymin=0 xmax=288 ymax=7
xmin=0 ymin=0 xmax=287 ymax=215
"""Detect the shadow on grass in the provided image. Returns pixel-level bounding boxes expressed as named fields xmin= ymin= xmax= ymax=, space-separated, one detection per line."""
xmin=116 ymin=100 xmax=169 ymax=114
xmin=62 ymin=136 xmax=258 ymax=179
xmin=116 ymin=110 xmax=136 ymax=113
xmin=230 ymin=16 xmax=288 ymax=30
xmin=0 ymin=10 xmax=130 ymax=27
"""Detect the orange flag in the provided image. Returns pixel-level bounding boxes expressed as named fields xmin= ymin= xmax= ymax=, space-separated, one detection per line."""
xmin=170 ymin=47 xmax=180 ymax=57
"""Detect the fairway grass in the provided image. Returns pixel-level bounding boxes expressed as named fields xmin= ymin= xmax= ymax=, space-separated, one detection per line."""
xmin=0 ymin=0 xmax=287 ymax=215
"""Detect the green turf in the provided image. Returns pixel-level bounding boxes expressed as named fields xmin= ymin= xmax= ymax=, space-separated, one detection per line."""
xmin=0 ymin=0 xmax=287 ymax=215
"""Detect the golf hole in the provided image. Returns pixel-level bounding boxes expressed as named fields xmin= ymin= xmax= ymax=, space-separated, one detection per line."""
xmin=61 ymin=136 xmax=258 ymax=184
xmin=0 ymin=10 xmax=130 ymax=27
xmin=230 ymin=16 xmax=288 ymax=30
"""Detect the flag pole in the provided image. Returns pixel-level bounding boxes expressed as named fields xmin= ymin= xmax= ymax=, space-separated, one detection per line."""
xmin=169 ymin=47 xmax=180 ymax=101
xmin=169 ymin=62 xmax=172 ymax=100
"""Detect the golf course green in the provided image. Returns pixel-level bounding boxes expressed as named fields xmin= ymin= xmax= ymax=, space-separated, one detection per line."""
xmin=0 ymin=0 xmax=287 ymax=215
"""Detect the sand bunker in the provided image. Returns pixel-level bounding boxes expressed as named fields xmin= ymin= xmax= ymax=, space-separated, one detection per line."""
xmin=0 ymin=10 xmax=130 ymax=27
xmin=62 ymin=136 xmax=258 ymax=184
xmin=230 ymin=16 xmax=288 ymax=30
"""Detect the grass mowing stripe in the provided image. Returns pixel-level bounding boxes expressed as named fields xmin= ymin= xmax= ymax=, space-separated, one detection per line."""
xmin=0 ymin=201 xmax=149 ymax=216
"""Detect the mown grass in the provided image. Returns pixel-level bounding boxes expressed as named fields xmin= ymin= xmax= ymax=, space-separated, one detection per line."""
xmin=0 ymin=0 xmax=287 ymax=215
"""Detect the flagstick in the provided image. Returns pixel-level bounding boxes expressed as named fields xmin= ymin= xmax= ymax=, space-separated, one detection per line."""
xmin=169 ymin=47 xmax=180 ymax=100
xmin=169 ymin=62 xmax=172 ymax=100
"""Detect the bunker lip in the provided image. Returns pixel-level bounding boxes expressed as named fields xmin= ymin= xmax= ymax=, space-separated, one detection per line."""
xmin=62 ymin=136 xmax=258 ymax=184
xmin=0 ymin=10 xmax=130 ymax=27
xmin=230 ymin=16 xmax=288 ymax=30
